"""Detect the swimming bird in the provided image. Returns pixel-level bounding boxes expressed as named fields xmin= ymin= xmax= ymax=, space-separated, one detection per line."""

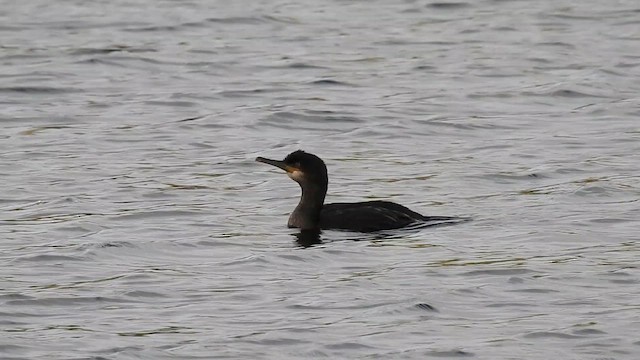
xmin=255 ymin=150 xmax=463 ymax=232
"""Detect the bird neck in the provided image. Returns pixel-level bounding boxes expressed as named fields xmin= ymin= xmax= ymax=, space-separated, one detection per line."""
xmin=288 ymin=182 xmax=327 ymax=230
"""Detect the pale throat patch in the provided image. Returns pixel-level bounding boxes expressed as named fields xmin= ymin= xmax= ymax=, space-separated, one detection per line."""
xmin=287 ymin=169 xmax=305 ymax=182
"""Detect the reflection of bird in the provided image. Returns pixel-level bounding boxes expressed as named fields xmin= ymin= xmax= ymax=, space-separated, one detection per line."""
xmin=256 ymin=150 xmax=464 ymax=232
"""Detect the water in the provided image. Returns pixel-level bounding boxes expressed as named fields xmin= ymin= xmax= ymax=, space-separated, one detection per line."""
xmin=2 ymin=0 xmax=639 ymax=358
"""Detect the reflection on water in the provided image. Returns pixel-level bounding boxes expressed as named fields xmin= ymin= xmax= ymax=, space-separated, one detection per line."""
xmin=294 ymin=230 xmax=323 ymax=248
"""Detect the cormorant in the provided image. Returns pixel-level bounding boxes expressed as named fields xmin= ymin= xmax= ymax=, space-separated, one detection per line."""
xmin=256 ymin=150 xmax=463 ymax=232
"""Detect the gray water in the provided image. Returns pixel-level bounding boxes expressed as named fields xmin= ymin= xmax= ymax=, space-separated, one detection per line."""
xmin=2 ymin=0 xmax=639 ymax=359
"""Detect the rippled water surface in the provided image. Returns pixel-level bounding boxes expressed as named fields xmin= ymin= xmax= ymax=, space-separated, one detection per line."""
xmin=2 ymin=0 xmax=639 ymax=359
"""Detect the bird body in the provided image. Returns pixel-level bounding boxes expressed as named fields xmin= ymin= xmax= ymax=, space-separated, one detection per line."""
xmin=256 ymin=150 xmax=462 ymax=232
xmin=319 ymin=201 xmax=457 ymax=232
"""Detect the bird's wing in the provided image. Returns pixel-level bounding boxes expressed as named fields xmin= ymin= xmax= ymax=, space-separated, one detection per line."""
xmin=320 ymin=201 xmax=419 ymax=232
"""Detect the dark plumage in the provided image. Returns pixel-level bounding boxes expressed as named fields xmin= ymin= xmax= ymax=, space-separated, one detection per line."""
xmin=256 ymin=150 xmax=462 ymax=232
xmin=320 ymin=201 xmax=459 ymax=232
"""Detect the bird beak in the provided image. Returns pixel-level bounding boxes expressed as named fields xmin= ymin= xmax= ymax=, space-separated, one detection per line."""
xmin=255 ymin=157 xmax=298 ymax=173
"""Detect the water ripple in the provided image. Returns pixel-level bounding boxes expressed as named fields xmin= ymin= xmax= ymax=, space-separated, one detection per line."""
xmin=2 ymin=0 xmax=639 ymax=359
